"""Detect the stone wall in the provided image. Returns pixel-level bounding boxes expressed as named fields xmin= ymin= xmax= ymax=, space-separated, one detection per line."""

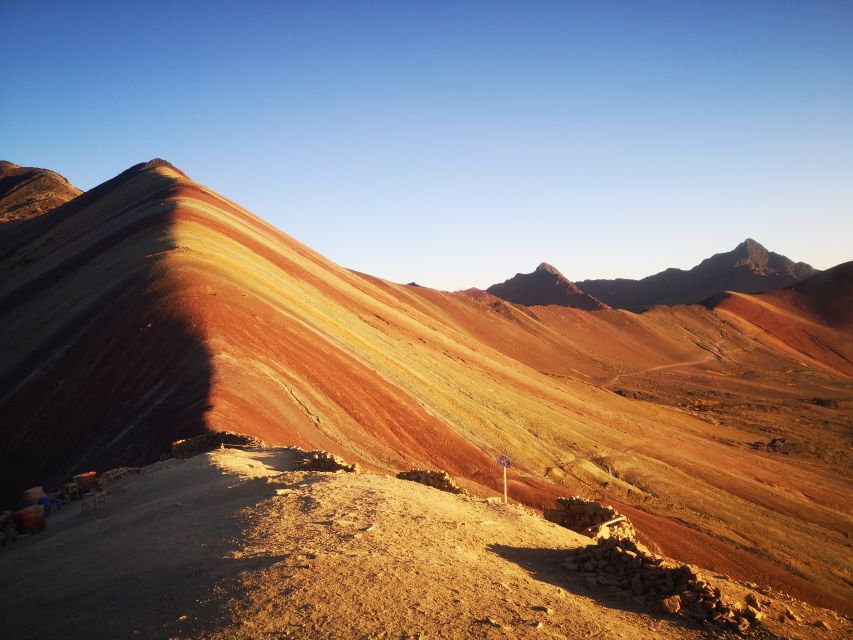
xmin=544 ymin=496 xmax=637 ymax=541
xmin=396 ymin=469 xmax=468 ymax=495
xmin=564 ymin=536 xmax=762 ymax=633
xmin=298 ymin=450 xmax=360 ymax=473
xmin=170 ymin=431 xmax=264 ymax=458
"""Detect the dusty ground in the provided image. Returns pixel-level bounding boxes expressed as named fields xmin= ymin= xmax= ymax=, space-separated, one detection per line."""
xmin=1 ymin=448 xmax=847 ymax=639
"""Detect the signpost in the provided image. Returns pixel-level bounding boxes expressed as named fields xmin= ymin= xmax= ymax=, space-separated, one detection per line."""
xmin=496 ymin=455 xmax=511 ymax=504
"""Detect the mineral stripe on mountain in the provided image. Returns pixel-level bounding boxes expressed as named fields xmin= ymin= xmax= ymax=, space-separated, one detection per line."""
xmin=0 ymin=160 xmax=851 ymax=616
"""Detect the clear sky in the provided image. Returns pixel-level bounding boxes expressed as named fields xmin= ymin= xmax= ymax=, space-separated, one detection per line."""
xmin=2 ymin=1 xmax=852 ymax=290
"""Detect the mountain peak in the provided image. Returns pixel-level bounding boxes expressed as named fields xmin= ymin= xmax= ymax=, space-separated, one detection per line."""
xmin=578 ymin=240 xmax=819 ymax=311
xmin=125 ymin=158 xmax=189 ymax=180
xmin=486 ymin=264 xmax=609 ymax=310
xmin=536 ymin=262 xmax=564 ymax=277
xmin=733 ymin=238 xmax=770 ymax=267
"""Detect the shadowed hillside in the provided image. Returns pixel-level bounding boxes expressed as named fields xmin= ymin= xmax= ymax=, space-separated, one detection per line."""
xmin=1 ymin=161 xmax=850 ymax=616
xmin=486 ymin=262 xmax=609 ymax=310
xmin=0 ymin=161 xmax=213 ymax=507
xmin=578 ymin=239 xmax=817 ymax=311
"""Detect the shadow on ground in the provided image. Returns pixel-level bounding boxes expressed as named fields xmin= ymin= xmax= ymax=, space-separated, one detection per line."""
xmin=488 ymin=543 xmax=699 ymax=632
xmin=0 ymin=453 xmax=294 ymax=640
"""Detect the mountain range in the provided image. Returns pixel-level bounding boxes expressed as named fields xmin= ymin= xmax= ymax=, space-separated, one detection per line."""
xmin=484 ymin=239 xmax=818 ymax=313
xmin=1 ymin=160 xmax=851 ymax=617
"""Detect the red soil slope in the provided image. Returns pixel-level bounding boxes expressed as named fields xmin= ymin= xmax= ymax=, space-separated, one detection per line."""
xmin=712 ymin=262 xmax=853 ymax=377
xmin=1 ymin=161 xmax=850 ymax=615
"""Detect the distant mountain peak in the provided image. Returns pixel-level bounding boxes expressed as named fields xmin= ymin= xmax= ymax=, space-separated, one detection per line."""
xmin=486 ymin=263 xmax=609 ymax=310
xmin=536 ymin=262 xmax=563 ymax=276
xmin=731 ymin=238 xmax=772 ymax=270
xmin=578 ymin=240 xmax=818 ymax=312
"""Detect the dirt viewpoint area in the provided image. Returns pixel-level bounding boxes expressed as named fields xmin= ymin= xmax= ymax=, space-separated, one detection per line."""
xmin=1 ymin=448 xmax=846 ymax=640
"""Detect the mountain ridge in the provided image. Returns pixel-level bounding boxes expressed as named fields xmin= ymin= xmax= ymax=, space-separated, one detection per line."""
xmin=1 ymin=160 xmax=851 ymax=616
xmin=0 ymin=160 xmax=82 ymax=223
xmin=485 ymin=262 xmax=610 ymax=310
xmin=574 ymin=238 xmax=818 ymax=311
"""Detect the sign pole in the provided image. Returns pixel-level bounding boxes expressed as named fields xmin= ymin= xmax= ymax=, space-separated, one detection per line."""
xmin=496 ymin=455 xmax=511 ymax=504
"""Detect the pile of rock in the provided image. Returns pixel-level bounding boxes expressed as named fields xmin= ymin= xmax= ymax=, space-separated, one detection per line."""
xmin=396 ymin=469 xmax=468 ymax=495
xmin=564 ymin=537 xmax=760 ymax=634
xmin=544 ymin=496 xmax=637 ymax=541
xmin=298 ymin=450 xmax=360 ymax=473
xmin=171 ymin=431 xmax=264 ymax=458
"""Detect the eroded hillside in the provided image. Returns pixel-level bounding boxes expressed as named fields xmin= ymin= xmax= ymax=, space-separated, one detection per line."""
xmin=1 ymin=161 xmax=850 ymax=616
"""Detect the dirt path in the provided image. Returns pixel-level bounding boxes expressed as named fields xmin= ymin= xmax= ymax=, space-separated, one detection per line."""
xmin=200 ymin=449 xmax=694 ymax=640
xmin=603 ymin=352 xmax=717 ymax=388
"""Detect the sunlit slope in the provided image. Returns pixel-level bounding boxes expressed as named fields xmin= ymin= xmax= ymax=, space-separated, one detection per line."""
xmin=1 ymin=161 xmax=850 ymax=613
xmin=712 ymin=263 xmax=853 ymax=377
xmin=158 ymin=166 xmax=851 ymax=610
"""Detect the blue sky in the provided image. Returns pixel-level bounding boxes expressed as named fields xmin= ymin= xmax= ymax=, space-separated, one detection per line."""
xmin=2 ymin=1 xmax=851 ymax=289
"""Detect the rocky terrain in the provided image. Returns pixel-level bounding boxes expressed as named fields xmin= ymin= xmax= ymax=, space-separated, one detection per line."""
xmin=0 ymin=448 xmax=845 ymax=639
xmin=0 ymin=159 xmax=850 ymax=624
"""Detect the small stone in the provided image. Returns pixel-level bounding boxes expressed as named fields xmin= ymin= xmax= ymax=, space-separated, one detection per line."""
xmin=660 ymin=594 xmax=681 ymax=615
xmin=735 ymin=617 xmax=750 ymax=633
xmin=745 ymin=592 xmax=761 ymax=609
xmin=531 ymin=606 xmax=552 ymax=615
xmin=785 ymin=608 xmax=801 ymax=622
xmin=532 ymin=621 xmax=543 ymax=629
xmin=813 ymin=620 xmax=831 ymax=631
xmin=744 ymin=605 xmax=763 ymax=622
xmin=475 ymin=617 xmax=503 ymax=628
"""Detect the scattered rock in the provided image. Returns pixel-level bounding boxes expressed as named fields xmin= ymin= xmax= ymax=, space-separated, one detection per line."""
xmin=544 ymin=496 xmax=637 ymax=542
xmin=813 ymin=619 xmax=832 ymax=631
xmin=475 ymin=617 xmax=503 ymax=628
xmin=299 ymin=450 xmax=360 ymax=473
xmin=396 ymin=469 xmax=468 ymax=495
